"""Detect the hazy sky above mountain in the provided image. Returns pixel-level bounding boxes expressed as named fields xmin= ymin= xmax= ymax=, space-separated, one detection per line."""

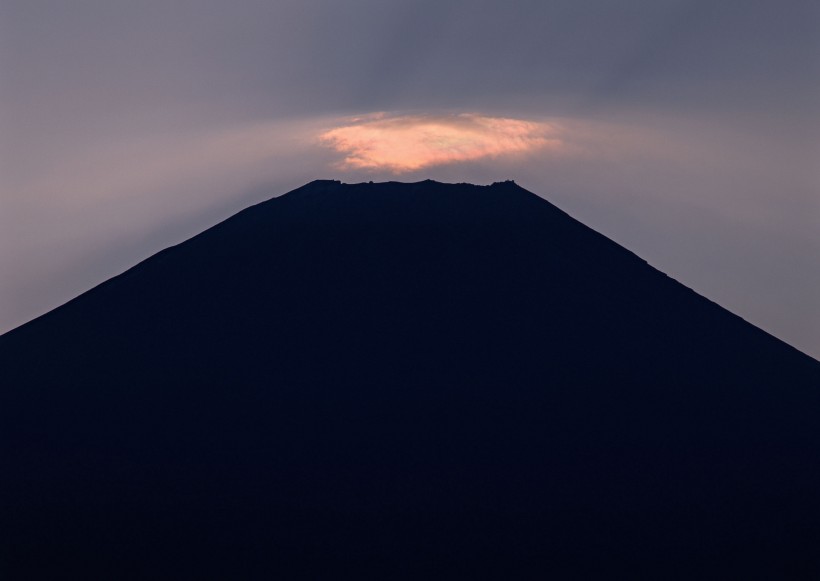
xmin=1 ymin=0 xmax=818 ymax=356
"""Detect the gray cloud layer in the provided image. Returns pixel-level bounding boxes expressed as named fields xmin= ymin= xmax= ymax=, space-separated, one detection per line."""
xmin=1 ymin=0 xmax=818 ymax=356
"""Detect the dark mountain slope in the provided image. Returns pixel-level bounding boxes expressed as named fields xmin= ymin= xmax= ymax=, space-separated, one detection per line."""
xmin=2 ymin=180 xmax=819 ymax=579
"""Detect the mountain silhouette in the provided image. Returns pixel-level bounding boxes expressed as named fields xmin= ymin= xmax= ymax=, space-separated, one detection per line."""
xmin=2 ymin=179 xmax=819 ymax=579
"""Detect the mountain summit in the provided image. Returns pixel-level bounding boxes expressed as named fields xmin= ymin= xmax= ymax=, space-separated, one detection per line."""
xmin=3 ymin=180 xmax=819 ymax=578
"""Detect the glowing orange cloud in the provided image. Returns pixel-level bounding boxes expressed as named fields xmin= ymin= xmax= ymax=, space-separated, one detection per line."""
xmin=319 ymin=113 xmax=560 ymax=173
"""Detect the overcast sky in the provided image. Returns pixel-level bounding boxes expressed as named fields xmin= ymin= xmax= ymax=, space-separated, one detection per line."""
xmin=1 ymin=0 xmax=818 ymax=357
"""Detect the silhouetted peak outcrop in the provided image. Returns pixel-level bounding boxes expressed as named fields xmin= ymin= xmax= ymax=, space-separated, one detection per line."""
xmin=2 ymin=179 xmax=819 ymax=579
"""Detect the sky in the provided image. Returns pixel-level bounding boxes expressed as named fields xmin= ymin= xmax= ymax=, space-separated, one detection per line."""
xmin=1 ymin=0 xmax=818 ymax=357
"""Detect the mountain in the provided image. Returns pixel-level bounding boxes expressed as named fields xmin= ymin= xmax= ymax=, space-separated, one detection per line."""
xmin=2 ymin=179 xmax=819 ymax=579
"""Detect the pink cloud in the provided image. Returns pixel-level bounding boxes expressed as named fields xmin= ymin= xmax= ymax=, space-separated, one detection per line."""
xmin=319 ymin=113 xmax=560 ymax=173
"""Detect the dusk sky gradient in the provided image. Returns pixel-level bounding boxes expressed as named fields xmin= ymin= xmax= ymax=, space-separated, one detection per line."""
xmin=1 ymin=0 xmax=818 ymax=356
